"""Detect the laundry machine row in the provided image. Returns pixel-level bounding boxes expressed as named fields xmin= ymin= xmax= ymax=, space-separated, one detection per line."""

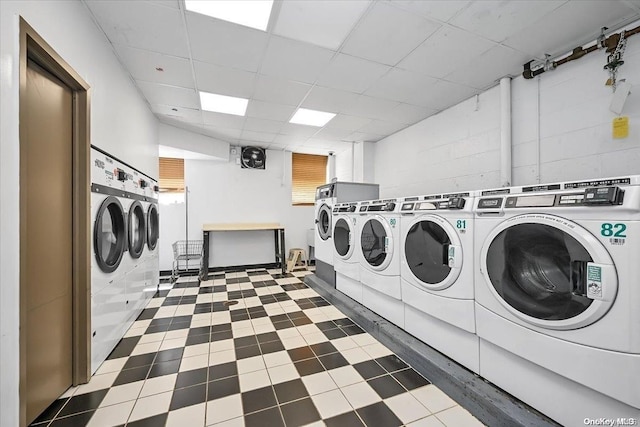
xmin=91 ymin=146 xmax=159 ymax=373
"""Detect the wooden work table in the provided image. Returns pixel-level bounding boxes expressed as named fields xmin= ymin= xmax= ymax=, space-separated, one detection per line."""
xmin=200 ymin=223 xmax=286 ymax=280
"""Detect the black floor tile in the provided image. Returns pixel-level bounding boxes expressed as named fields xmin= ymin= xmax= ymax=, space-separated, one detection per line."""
xmin=333 ymin=318 xmax=355 ymax=327
xmin=315 ymin=320 xmax=338 ymax=331
xmin=207 ymin=376 xmax=240 ymax=401
xmin=367 ymin=375 xmax=406 ymax=399
xmin=310 ymin=342 xmax=337 ymax=356
xmin=294 ymin=358 xmax=325 ymax=376
xmin=256 ymin=332 xmax=280 ymax=344
xmin=144 ymin=324 xmax=171 ymax=334
xmin=273 ymin=320 xmax=295 ymax=330
xmin=31 ymin=397 xmax=68 ymax=424
xmin=175 ymin=367 xmax=208 ymax=389
xmin=353 ymin=360 xmax=386 ymax=380
xmin=273 ymin=379 xmax=309 ymax=404
xmin=125 ymin=413 xmax=168 ymax=427
xmin=155 ymin=348 xmax=184 ymax=363
xmin=122 ymin=353 xmax=156 ymax=370
xmin=136 ymin=308 xmax=158 ymax=320
xmin=234 ymin=336 xmax=258 ymax=348
xmin=169 ymin=383 xmax=207 ymax=411
xmin=189 ymin=326 xmax=212 ymax=337
xmin=235 ymin=344 xmax=261 ymax=360
xmin=150 ymin=318 xmax=172 ymax=326
xmin=270 ymin=314 xmax=289 ymax=323
xmin=48 ymin=411 xmax=95 ymax=427
xmin=249 ymin=311 xmax=268 ymax=320
xmin=211 ymin=323 xmax=232 ymax=333
xmin=323 ymin=328 xmax=348 ymax=340
xmin=171 ymin=315 xmax=193 ymax=324
xmin=259 ymin=295 xmax=277 ymax=304
xmin=211 ymin=330 xmax=233 ymax=341
xmin=106 ymin=336 xmax=140 ymax=360
xmin=244 ymin=407 xmax=284 ymax=427
xmin=319 ymin=353 xmax=349 ymax=370
xmin=392 ymin=369 xmax=431 ymax=390
xmin=287 ymin=346 xmax=315 ymax=362
xmin=57 ymin=389 xmax=108 ymax=417
xmin=260 ymin=340 xmax=285 ymax=354
xmin=376 ymin=355 xmax=409 ymax=373
xmin=241 ymin=386 xmax=278 ymax=414
xmin=209 ymin=361 xmax=238 ymax=381
xmin=167 ymin=322 xmax=191 ymax=331
xmin=292 ymin=317 xmax=312 ymax=326
xmin=185 ymin=334 xmax=210 ymax=347
xmin=324 ymin=410 xmax=366 ymax=427
xmin=280 ymin=397 xmax=321 ymax=427
xmin=356 ymin=402 xmax=403 ymax=427
xmin=113 ymin=366 xmax=150 ymax=386
xmin=148 ymin=359 xmax=181 ymax=378
xmin=342 ymin=325 xmax=365 ymax=336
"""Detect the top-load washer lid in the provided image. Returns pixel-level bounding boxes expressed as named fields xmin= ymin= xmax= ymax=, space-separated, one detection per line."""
xmin=128 ymin=201 xmax=146 ymax=259
xmin=316 ymin=204 xmax=332 ymax=240
xmin=404 ymin=215 xmax=463 ymax=290
xmin=361 ymin=216 xmax=393 ymax=270
xmin=333 ymin=217 xmax=354 ymax=259
xmin=147 ymin=204 xmax=159 ymax=250
xmin=94 ymin=196 xmax=126 ymax=273
xmin=481 ymin=213 xmax=618 ymax=330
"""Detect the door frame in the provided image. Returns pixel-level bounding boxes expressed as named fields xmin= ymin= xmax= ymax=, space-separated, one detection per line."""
xmin=19 ymin=17 xmax=91 ymax=427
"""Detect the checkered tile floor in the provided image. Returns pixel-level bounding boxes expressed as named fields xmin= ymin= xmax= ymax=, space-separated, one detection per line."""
xmin=30 ymin=268 xmax=484 ymax=427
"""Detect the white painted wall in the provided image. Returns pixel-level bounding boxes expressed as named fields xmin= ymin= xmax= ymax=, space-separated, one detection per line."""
xmin=335 ymin=145 xmax=354 ymax=182
xmin=0 ymin=2 xmax=158 ymax=425
xmin=158 ymin=123 xmax=230 ymax=161
xmin=158 ymin=150 xmax=314 ymax=271
xmin=374 ymin=23 xmax=640 ymax=196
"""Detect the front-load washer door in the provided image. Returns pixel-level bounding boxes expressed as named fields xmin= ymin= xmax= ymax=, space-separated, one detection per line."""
xmin=317 ymin=204 xmax=332 ymax=240
xmin=333 ymin=217 xmax=354 ymax=260
xmin=147 ymin=204 xmax=159 ymax=250
xmin=94 ymin=196 xmax=126 ymax=273
xmin=128 ymin=201 xmax=146 ymax=259
xmin=481 ymin=213 xmax=617 ymax=330
xmin=361 ymin=216 xmax=393 ymax=271
xmin=404 ymin=215 xmax=463 ymax=290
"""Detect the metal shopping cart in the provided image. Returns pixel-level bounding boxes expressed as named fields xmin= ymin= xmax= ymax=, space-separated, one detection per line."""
xmin=171 ymin=240 xmax=204 ymax=283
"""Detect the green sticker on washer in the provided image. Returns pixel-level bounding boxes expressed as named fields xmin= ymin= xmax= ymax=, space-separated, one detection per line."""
xmin=587 ymin=265 xmax=602 ymax=282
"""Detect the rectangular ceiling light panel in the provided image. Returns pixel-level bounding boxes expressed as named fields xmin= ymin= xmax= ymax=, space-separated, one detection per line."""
xmin=185 ymin=0 xmax=274 ymax=31
xmin=200 ymin=91 xmax=248 ymax=116
xmin=290 ymin=108 xmax=336 ymax=127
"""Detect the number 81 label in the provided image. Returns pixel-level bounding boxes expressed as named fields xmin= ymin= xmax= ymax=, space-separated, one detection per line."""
xmin=601 ymin=223 xmax=627 ymax=238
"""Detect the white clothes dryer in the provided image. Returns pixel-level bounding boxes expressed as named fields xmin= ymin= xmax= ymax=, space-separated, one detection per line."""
xmin=400 ymin=192 xmax=478 ymax=372
xmin=358 ymin=199 xmax=404 ymax=328
xmin=333 ymin=202 xmax=362 ymax=303
xmin=474 ymin=177 xmax=640 ymax=426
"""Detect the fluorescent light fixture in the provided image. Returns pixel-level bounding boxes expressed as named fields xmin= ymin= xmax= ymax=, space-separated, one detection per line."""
xmin=289 ymin=108 xmax=336 ymax=127
xmin=185 ymin=0 xmax=274 ymax=31
xmin=199 ymin=91 xmax=248 ymax=116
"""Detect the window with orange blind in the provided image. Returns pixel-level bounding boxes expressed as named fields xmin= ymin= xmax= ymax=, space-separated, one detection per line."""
xmin=159 ymin=157 xmax=184 ymax=192
xmin=292 ymin=153 xmax=328 ymax=206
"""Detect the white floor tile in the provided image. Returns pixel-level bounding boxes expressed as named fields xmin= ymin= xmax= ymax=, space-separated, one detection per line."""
xmin=139 ymin=374 xmax=178 ymax=398
xmin=95 ymin=358 xmax=127 ymax=376
xmin=161 ymin=336 xmax=188 ymax=351
xmin=99 ymin=381 xmax=144 ymax=407
xmin=277 ymin=328 xmax=302 ymax=339
xmin=239 ymin=369 xmax=271 ymax=392
xmin=311 ymin=389 xmax=353 ymax=418
xmin=166 ymin=402 xmax=206 ymax=426
xmin=267 ymin=363 xmax=299 ymax=384
xmin=210 ymin=339 xmax=235 ymax=354
xmin=137 ymin=332 xmax=166 ymax=344
xmin=351 ymin=333 xmax=377 ymax=347
xmin=123 ymin=326 xmax=147 ymax=338
xmin=407 ymin=415 xmax=446 ymax=427
xmin=88 ymin=400 xmax=135 ymax=427
xmin=209 ymin=350 xmax=236 ymax=366
xmin=361 ymin=342 xmax=393 ymax=358
xmin=297 ymin=324 xmax=322 ymax=336
xmin=183 ymin=343 xmax=210 ymax=358
xmin=340 ymin=347 xmax=372 ymax=364
xmin=328 ymin=366 xmax=365 ymax=388
xmin=385 ymin=393 xmax=432 ymax=424
xmin=303 ymin=332 xmax=329 ymax=345
xmin=435 ymin=406 xmax=484 ymax=427
xmin=128 ymin=390 xmax=173 ymax=422
xmin=282 ymin=336 xmax=308 ymax=350
xmin=164 ymin=328 xmax=189 ymax=340
xmin=301 ymin=371 xmax=338 ymax=396
xmin=130 ymin=341 xmax=162 ymax=356
xmin=262 ymin=351 xmax=292 ymax=368
xmin=340 ymin=381 xmax=382 ymax=409
xmin=237 ymin=355 xmax=266 ymax=374
xmin=253 ymin=323 xmax=276 ymax=334
xmin=330 ymin=336 xmax=359 ymax=352
xmin=180 ymin=354 xmax=210 ymax=372
xmin=74 ymin=371 xmax=118 ymax=395
xmin=411 ymin=385 xmax=458 ymax=414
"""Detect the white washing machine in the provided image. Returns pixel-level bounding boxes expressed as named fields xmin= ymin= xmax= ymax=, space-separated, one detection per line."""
xmin=400 ymin=192 xmax=479 ymax=372
xmin=333 ymin=202 xmax=363 ymax=303
xmin=144 ymin=179 xmax=160 ymax=294
xmin=474 ymin=177 xmax=640 ymax=426
xmin=358 ymin=199 xmax=404 ymax=328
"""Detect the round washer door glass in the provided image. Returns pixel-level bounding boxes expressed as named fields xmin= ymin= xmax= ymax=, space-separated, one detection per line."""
xmin=128 ymin=201 xmax=146 ymax=259
xmin=317 ymin=204 xmax=331 ymax=240
xmin=405 ymin=220 xmax=452 ymax=284
xmin=94 ymin=196 xmax=126 ymax=273
xmin=147 ymin=204 xmax=159 ymax=250
xmin=486 ymin=223 xmax=594 ymax=320
xmin=333 ymin=218 xmax=351 ymax=257
xmin=361 ymin=218 xmax=388 ymax=267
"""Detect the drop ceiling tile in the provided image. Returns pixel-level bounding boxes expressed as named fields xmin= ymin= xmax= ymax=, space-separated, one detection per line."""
xmin=398 ymin=26 xmax=495 ymax=79
xmin=151 ymin=104 xmax=202 ymax=123
xmin=387 ymin=0 xmax=471 ymax=22
xmin=252 ymin=75 xmax=313 ymax=106
xmin=449 ymin=0 xmax=565 ymax=43
xmin=243 ymin=117 xmax=284 ymax=134
xmin=278 ymin=123 xmax=321 ymax=137
xmin=85 ymin=1 xmax=189 ymax=57
xmin=384 ymin=103 xmax=437 ymax=125
xmin=273 ymin=134 xmax=309 ymax=146
xmin=186 ymin=12 xmax=270 ymax=72
xmin=357 ymin=120 xmax=407 ymax=136
xmin=341 ymin=95 xmax=401 ymax=121
xmin=246 ymin=101 xmax=297 ymax=122
xmin=136 ymin=81 xmax=199 ymax=109
xmin=316 ymin=54 xmax=391 ymax=94
xmin=144 ymin=1 xmax=179 ymax=9
xmin=503 ymin=1 xmax=640 ymax=58
xmin=364 ymin=68 xmax=439 ymax=106
xmin=341 ymin=2 xmax=441 ymax=65
xmin=344 ymin=131 xmax=385 ymax=142
xmin=445 ymin=45 xmax=530 ymax=89
xmin=114 ymin=44 xmax=195 ymax=88
xmin=313 ymin=127 xmax=356 ymax=140
xmin=301 ymin=86 xmax=360 ymax=114
xmin=202 ymin=126 xmax=243 ymax=141
xmin=160 ymin=118 xmax=227 ymax=142
xmin=202 ymin=111 xmax=246 ymax=129
xmin=240 ymin=130 xmax=277 ymax=143
xmin=293 ymin=145 xmax=328 ymax=155
xmin=274 ymin=0 xmax=371 ymax=50
xmin=324 ymin=114 xmax=372 ymax=131
xmin=193 ymin=61 xmax=256 ymax=98
xmin=420 ymin=80 xmax=478 ymax=110
xmin=260 ymin=36 xmax=336 ymax=84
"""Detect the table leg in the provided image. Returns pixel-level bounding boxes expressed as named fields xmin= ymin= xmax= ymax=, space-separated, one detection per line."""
xmin=280 ymin=229 xmax=286 ymax=274
xmin=200 ymin=231 xmax=209 ymax=281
